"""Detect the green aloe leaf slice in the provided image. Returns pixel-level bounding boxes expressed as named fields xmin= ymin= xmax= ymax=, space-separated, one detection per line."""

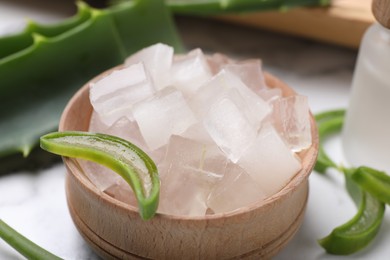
xmin=318 ymin=170 xmax=385 ymax=255
xmin=40 ymin=131 xmax=160 ymax=220
xmin=314 ymin=109 xmax=386 ymax=255
xmin=351 ymin=166 xmax=390 ymax=205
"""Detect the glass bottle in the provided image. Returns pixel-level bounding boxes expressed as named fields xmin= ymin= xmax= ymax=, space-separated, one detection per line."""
xmin=343 ymin=0 xmax=390 ymax=172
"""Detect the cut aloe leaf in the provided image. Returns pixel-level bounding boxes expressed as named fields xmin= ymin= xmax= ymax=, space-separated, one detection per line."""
xmin=319 ymin=171 xmax=385 ymax=255
xmin=351 ymin=166 xmax=390 ymax=205
xmin=40 ymin=131 xmax=160 ymax=220
xmin=0 ymin=219 xmax=62 ymax=260
xmin=314 ymin=109 xmax=386 ymax=255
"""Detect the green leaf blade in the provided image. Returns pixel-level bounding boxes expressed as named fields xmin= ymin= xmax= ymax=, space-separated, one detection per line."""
xmin=0 ymin=1 xmax=91 ymax=60
xmin=314 ymin=110 xmax=345 ymax=173
xmin=40 ymin=131 xmax=160 ymax=220
xmin=351 ymin=166 xmax=390 ymax=205
xmin=0 ymin=0 xmax=184 ymax=167
xmin=109 ymin=0 xmax=185 ymax=55
xmin=0 ymin=219 xmax=62 ymax=260
xmin=0 ymin=9 xmax=126 ymax=158
xmin=318 ymin=186 xmax=385 ymax=255
xmin=168 ymin=0 xmax=331 ymax=15
xmin=314 ymin=109 xmax=386 ymax=255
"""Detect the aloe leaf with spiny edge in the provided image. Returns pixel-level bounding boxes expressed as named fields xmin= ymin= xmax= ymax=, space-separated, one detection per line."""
xmin=0 ymin=0 xmax=183 ymax=172
xmin=0 ymin=1 xmax=91 ymax=60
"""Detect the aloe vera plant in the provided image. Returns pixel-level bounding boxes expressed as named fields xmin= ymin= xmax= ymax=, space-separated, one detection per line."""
xmin=0 ymin=0 xmax=183 ymax=171
xmin=0 ymin=2 xmax=91 ymax=59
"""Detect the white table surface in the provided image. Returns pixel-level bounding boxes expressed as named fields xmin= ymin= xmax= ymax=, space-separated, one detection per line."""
xmin=1 ymin=1 xmax=389 ymax=259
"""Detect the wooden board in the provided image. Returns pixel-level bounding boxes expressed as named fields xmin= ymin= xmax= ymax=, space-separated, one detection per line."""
xmin=217 ymin=0 xmax=375 ymax=49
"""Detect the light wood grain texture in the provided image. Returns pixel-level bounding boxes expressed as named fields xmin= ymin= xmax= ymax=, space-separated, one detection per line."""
xmin=59 ymin=66 xmax=319 ymax=259
xmin=372 ymin=0 xmax=390 ymax=28
xmin=217 ymin=0 xmax=375 ymax=49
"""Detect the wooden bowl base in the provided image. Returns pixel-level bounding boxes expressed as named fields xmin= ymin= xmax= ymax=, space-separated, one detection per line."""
xmin=67 ymin=175 xmax=308 ymax=260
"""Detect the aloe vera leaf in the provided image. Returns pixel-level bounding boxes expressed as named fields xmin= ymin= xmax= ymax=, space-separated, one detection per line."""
xmin=0 ymin=219 xmax=62 ymax=260
xmin=109 ymin=0 xmax=185 ymax=55
xmin=0 ymin=0 xmax=183 ymax=164
xmin=314 ymin=110 xmax=344 ymax=173
xmin=351 ymin=166 xmax=390 ymax=205
xmin=40 ymin=131 xmax=160 ymax=220
xmin=0 ymin=9 xmax=126 ymax=157
xmin=0 ymin=1 xmax=91 ymax=60
xmin=344 ymin=168 xmax=362 ymax=206
xmin=314 ymin=110 xmax=386 ymax=255
xmin=319 ymin=170 xmax=385 ymax=255
xmin=167 ymin=0 xmax=330 ymax=15
xmin=315 ymin=109 xmax=345 ymax=124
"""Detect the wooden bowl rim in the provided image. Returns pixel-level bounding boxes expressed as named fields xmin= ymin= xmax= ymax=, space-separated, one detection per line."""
xmin=60 ymin=65 xmax=319 ymax=221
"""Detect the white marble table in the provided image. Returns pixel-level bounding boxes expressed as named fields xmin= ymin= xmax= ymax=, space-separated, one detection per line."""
xmin=1 ymin=1 xmax=390 ymax=259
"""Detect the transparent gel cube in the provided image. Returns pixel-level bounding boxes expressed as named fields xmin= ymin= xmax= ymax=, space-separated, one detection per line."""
xmin=223 ymin=59 xmax=267 ymax=94
xmin=272 ymin=95 xmax=312 ymax=152
xmin=125 ymin=43 xmax=173 ymax=90
xmin=203 ymin=97 xmax=257 ymax=163
xmin=191 ymin=70 xmax=271 ymax=128
xmin=207 ymin=162 xmax=266 ymax=214
xmin=132 ymin=87 xmax=197 ymax=150
xmin=171 ymin=48 xmax=212 ymax=96
xmin=90 ymin=63 xmax=156 ymax=125
xmin=157 ymin=136 xmax=225 ymax=216
xmin=238 ymin=125 xmax=302 ymax=197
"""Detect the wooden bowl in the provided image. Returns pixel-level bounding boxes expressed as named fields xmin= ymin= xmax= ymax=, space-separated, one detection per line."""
xmin=59 ymin=66 xmax=319 ymax=259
